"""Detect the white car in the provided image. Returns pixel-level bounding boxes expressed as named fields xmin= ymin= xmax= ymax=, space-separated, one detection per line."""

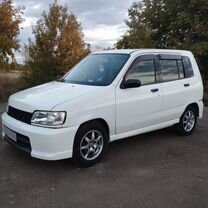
xmin=1 ymin=49 xmax=204 ymax=167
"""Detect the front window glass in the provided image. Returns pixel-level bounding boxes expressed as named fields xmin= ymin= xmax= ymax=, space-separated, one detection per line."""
xmin=62 ymin=54 xmax=130 ymax=86
xmin=126 ymin=59 xmax=156 ymax=85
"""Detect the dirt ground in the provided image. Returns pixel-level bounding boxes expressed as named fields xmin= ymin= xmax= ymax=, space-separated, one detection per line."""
xmin=0 ymin=103 xmax=208 ymax=208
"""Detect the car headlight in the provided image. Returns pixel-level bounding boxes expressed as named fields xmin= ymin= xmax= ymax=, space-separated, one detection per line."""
xmin=31 ymin=111 xmax=66 ymax=127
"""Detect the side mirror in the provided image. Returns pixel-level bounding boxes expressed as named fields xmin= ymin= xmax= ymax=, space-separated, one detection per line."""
xmin=121 ymin=79 xmax=141 ymax=89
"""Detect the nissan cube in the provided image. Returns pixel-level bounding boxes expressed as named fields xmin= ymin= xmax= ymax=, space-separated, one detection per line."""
xmin=1 ymin=49 xmax=204 ymax=167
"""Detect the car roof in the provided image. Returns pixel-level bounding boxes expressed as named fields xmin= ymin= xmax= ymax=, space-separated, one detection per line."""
xmin=92 ymin=49 xmax=191 ymax=55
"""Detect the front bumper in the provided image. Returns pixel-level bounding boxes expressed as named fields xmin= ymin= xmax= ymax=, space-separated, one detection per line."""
xmin=1 ymin=113 xmax=79 ymax=160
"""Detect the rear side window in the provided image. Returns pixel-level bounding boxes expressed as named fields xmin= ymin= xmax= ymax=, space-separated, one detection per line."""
xmin=160 ymin=60 xmax=179 ymax=81
xmin=182 ymin=56 xmax=194 ymax=78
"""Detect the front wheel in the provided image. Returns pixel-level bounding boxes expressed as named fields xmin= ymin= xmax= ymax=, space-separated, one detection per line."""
xmin=175 ymin=106 xmax=197 ymax=136
xmin=73 ymin=122 xmax=108 ymax=167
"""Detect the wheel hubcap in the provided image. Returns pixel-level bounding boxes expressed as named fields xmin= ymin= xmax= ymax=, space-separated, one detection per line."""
xmin=80 ymin=130 xmax=104 ymax=161
xmin=183 ymin=110 xmax=195 ymax=132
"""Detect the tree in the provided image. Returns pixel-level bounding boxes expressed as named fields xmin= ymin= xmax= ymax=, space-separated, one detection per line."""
xmin=116 ymin=0 xmax=208 ymax=86
xmin=116 ymin=2 xmax=154 ymax=49
xmin=22 ymin=1 xmax=90 ymax=87
xmin=0 ymin=0 xmax=24 ymax=63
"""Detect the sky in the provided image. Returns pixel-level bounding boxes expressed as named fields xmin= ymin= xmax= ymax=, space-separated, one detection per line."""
xmin=13 ymin=0 xmax=135 ymax=63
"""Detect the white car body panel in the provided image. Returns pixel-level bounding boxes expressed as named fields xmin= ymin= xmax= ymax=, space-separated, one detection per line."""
xmin=2 ymin=112 xmax=78 ymax=159
xmin=9 ymin=82 xmax=103 ymax=112
xmin=1 ymin=49 xmax=204 ymax=160
xmin=52 ymin=85 xmax=116 ymax=135
xmin=115 ymin=83 xmax=163 ymax=134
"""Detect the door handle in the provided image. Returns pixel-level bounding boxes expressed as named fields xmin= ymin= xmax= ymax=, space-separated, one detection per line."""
xmin=184 ymin=83 xmax=190 ymax=87
xmin=151 ymin=88 xmax=159 ymax=92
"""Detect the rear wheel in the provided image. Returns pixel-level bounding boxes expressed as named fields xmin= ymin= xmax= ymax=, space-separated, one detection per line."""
xmin=73 ymin=122 xmax=108 ymax=167
xmin=176 ymin=106 xmax=197 ymax=136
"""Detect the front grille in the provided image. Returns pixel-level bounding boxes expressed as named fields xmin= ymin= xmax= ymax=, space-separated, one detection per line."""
xmin=5 ymin=133 xmax=31 ymax=154
xmin=7 ymin=106 xmax=33 ymax=124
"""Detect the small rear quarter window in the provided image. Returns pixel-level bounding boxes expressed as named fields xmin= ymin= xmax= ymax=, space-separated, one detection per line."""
xmin=177 ymin=60 xmax=184 ymax=79
xmin=182 ymin=56 xmax=194 ymax=78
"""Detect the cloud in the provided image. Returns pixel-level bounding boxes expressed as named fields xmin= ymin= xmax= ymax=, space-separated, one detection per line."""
xmin=68 ymin=0 xmax=133 ymax=26
xmin=13 ymin=0 xmax=135 ymax=63
xmin=84 ymin=24 xmax=128 ymax=46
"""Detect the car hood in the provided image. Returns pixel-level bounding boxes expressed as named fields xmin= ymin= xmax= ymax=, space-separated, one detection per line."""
xmin=9 ymin=81 xmax=102 ymax=112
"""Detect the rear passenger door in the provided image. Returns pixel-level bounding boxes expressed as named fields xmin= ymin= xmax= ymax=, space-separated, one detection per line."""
xmin=158 ymin=54 xmax=194 ymax=122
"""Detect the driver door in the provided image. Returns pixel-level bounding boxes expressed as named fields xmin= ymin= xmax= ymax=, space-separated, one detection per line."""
xmin=116 ymin=54 xmax=163 ymax=134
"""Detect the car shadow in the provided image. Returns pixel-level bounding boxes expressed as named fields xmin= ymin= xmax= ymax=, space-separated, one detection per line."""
xmin=1 ymin=126 xmax=183 ymax=171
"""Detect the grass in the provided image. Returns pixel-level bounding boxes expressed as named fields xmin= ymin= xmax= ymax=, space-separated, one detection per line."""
xmin=0 ymin=71 xmax=20 ymax=79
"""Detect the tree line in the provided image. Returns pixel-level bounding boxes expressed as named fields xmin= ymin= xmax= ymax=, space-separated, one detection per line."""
xmin=0 ymin=0 xmax=90 ymax=88
xmin=116 ymin=0 xmax=208 ymax=87
xmin=0 ymin=0 xmax=208 ymax=92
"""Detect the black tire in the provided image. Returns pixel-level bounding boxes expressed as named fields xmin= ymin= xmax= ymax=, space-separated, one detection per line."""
xmin=175 ymin=106 xmax=197 ymax=136
xmin=73 ymin=121 xmax=109 ymax=167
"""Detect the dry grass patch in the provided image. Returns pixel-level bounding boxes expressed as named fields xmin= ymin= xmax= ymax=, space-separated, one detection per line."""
xmin=0 ymin=73 xmax=19 ymax=102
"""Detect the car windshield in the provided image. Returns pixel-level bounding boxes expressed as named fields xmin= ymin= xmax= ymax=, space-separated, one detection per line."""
xmin=62 ymin=53 xmax=130 ymax=86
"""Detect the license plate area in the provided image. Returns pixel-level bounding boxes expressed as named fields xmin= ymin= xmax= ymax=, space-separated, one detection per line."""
xmin=4 ymin=126 xmax=17 ymax=142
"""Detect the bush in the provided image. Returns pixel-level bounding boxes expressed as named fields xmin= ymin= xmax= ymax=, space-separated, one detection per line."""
xmin=0 ymin=74 xmax=19 ymax=102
